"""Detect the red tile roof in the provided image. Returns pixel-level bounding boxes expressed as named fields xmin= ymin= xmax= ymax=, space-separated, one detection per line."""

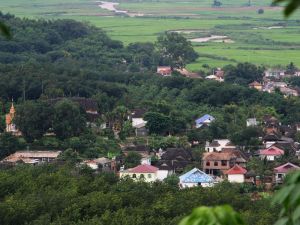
xmin=259 ymin=147 xmax=284 ymax=156
xmin=274 ymin=162 xmax=300 ymax=173
xmin=127 ymin=164 xmax=158 ymax=173
xmin=225 ymin=164 xmax=247 ymax=175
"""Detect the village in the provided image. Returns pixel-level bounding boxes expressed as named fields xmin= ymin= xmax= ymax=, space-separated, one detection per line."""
xmin=2 ymin=88 xmax=300 ymax=190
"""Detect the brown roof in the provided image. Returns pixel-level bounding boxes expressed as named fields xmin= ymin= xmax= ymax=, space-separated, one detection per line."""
xmin=203 ymin=152 xmax=237 ymax=161
xmin=2 ymin=151 xmax=61 ymax=163
xmin=209 ymin=140 xmax=221 ymax=147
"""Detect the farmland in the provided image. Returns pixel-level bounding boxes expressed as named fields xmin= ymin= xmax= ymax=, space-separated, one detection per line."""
xmin=1 ymin=0 xmax=300 ymax=71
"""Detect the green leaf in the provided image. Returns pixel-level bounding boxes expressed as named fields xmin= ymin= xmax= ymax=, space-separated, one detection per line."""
xmin=274 ymin=217 xmax=289 ymax=225
xmin=292 ymin=205 xmax=300 ymax=223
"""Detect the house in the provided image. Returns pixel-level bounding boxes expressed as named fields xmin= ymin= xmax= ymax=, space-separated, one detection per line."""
xmin=205 ymin=139 xmax=236 ymax=152
xmin=195 ymin=114 xmax=215 ymax=128
xmin=263 ymin=132 xmax=281 ymax=148
xmin=130 ymin=109 xmax=147 ymax=127
xmin=273 ymin=82 xmax=288 ymax=88
xmin=157 ymin=66 xmax=172 ymax=76
xmin=215 ymin=68 xmax=224 ymax=79
xmin=264 ymin=69 xmax=285 ymax=78
xmin=1 ymin=151 xmax=61 ymax=165
xmin=205 ymin=75 xmax=224 ymax=82
xmin=129 ymin=109 xmax=148 ymax=137
xmin=279 ymin=86 xmax=299 ymax=97
xmin=246 ymin=118 xmax=258 ymax=127
xmin=263 ymin=115 xmax=280 ymax=134
xmin=202 ymin=150 xmax=247 ymax=176
xmin=248 ymin=81 xmax=263 ymax=91
xmin=259 ymin=147 xmax=284 ymax=161
xmin=83 ymin=157 xmax=113 ymax=172
xmin=119 ymin=164 xmax=169 ymax=182
xmin=134 ymin=122 xmax=148 ymax=137
xmin=5 ymin=101 xmax=21 ymax=136
xmin=225 ymin=164 xmax=247 ymax=183
xmin=274 ymin=162 xmax=300 ymax=184
xmin=157 ymin=148 xmax=193 ymax=173
xmin=294 ymin=71 xmax=300 ymax=76
xmin=179 ymin=168 xmax=215 ymax=188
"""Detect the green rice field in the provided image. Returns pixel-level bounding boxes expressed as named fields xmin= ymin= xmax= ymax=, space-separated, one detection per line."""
xmin=1 ymin=0 xmax=300 ymax=71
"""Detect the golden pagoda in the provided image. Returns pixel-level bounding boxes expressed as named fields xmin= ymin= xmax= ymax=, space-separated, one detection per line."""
xmin=5 ymin=101 xmax=20 ymax=135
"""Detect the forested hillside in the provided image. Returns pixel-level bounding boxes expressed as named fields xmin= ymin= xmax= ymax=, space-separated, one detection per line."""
xmin=0 ymin=164 xmax=279 ymax=225
xmin=2 ymin=12 xmax=300 ymax=140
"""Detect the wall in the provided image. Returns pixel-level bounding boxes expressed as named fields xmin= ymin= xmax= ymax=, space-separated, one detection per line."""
xmin=228 ymin=174 xmax=245 ymax=183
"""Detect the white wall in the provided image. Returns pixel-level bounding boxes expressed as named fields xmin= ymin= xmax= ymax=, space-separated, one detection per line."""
xmin=228 ymin=174 xmax=245 ymax=183
xmin=179 ymin=182 xmax=214 ymax=188
xmin=132 ymin=118 xmax=146 ymax=127
xmin=156 ymin=170 xmax=170 ymax=181
xmin=206 ymin=139 xmax=232 ymax=152
xmin=120 ymin=172 xmax=157 ymax=182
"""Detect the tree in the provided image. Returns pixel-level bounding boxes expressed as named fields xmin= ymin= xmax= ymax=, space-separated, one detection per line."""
xmin=212 ymin=0 xmax=222 ymax=7
xmin=257 ymin=8 xmax=264 ymax=14
xmin=124 ymin=152 xmax=142 ymax=169
xmin=156 ymin=32 xmax=198 ymax=69
xmin=52 ymin=100 xmax=86 ymax=139
xmin=0 ymin=21 xmax=10 ymax=38
xmin=286 ymin=62 xmax=298 ymax=75
xmin=273 ymin=0 xmax=300 ymax=16
xmin=14 ymin=101 xmax=53 ymax=142
xmin=0 ymin=132 xmax=23 ymax=160
xmin=224 ymin=63 xmax=264 ymax=86
xmin=144 ymin=112 xmax=171 ymax=135
xmin=179 ymin=205 xmax=246 ymax=225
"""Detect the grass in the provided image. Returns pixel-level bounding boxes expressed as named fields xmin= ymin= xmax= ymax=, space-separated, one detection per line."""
xmin=1 ymin=0 xmax=300 ymax=71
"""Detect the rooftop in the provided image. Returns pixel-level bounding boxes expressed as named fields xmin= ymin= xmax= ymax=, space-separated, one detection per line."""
xmin=179 ymin=168 xmax=214 ymax=183
xmin=123 ymin=164 xmax=159 ymax=173
xmin=259 ymin=147 xmax=284 ymax=156
xmin=225 ymin=164 xmax=247 ymax=175
xmin=274 ymin=162 xmax=300 ymax=173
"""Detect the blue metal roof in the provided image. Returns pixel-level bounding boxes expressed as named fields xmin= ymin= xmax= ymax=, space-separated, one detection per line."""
xmin=195 ymin=114 xmax=215 ymax=125
xmin=179 ymin=168 xmax=214 ymax=183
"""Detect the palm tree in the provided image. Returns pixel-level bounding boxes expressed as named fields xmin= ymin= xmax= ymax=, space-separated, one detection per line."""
xmin=0 ymin=21 xmax=10 ymax=38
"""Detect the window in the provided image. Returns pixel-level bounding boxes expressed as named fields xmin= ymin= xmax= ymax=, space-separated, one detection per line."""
xmin=148 ymin=174 xmax=152 ymax=178
xmin=206 ymin=161 xmax=210 ymax=166
xmin=213 ymin=148 xmax=216 ymax=152
xmin=214 ymin=161 xmax=218 ymax=166
xmin=132 ymin=174 xmax=136 ymax=178
xmin=140 ymin=174 xmax=145 ymax=179
xmin=221 ymin=160 xmax=227 ymax=166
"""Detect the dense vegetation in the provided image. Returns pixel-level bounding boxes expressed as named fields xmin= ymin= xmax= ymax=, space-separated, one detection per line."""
xmin=1 ymin=13 xmax=300 ymax=155
xmin=0 ymin=164 xmax=279 ymax=225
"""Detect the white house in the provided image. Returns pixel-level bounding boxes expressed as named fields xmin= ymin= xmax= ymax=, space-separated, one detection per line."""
xmin=274 ymin=162 xmax=300 ymax=184
xmin=259 ymin=147 xmax=284 ymax=161
xmin=179 ymin=168 xmax=215 ymax=188
xmin=225 ymin=164 xmax=247 ymax=183
xmin=119 ymin=164 xmax=169 ymax=182
xmin=205 ymin=139 xmax=236 ymax=152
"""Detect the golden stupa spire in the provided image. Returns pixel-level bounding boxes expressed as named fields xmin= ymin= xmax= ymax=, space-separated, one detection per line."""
xmin=9 ymin=98 xmax=15 ymax=114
